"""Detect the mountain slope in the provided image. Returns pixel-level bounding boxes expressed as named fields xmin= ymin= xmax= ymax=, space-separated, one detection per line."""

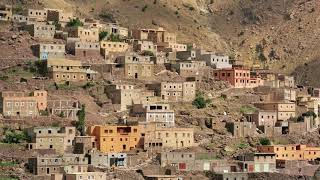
xmin=2 ymin=0 xmax=320 ymax=85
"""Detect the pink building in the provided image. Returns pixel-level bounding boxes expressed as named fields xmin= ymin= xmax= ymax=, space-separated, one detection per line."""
xmin=213 ymin=68 xmax=262 ymax=88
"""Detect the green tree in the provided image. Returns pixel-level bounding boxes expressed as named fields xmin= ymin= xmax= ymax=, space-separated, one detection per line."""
xmin=192 ymin=92 xmax=211 ymax=109
xmin=67 ymin=18 xmax=84 ymax=27
xmin=99 ymin=31 xmax=108 ymax=41
xmin=259 ymin=137 xmax=271 ymax=145
xmin=2 ymin=130 xmax=29 ymax=144
xmin=76 ymin=105 xmax=86 ymax=136
xmin=302 ymin=111 xmax=317 ymax=119
xmin=53 ymin=20 xmax=62 ymax=30
xmin=109 ymin=33 xmax=122 ymax=42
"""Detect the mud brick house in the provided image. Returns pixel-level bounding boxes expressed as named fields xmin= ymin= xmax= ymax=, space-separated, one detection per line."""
xmin=105 ymin=84 xmax=157 ymax=111
xmin=254 ymin=101 xmax=296 ymax=121
xmin=0 ymin=4 xmax=12 ymax=21
xmin=257 ymin=144 xmax=320 ymax=161
xmin=12 ymin=14 xmax=29 ymax=23
xmin=90 ymin=151 xmax=127 ymax=168
xmin=24 ymin=9 xmax=48 ymax=22
xmin=160 ymin=152 xmax=196 ymax=171
xmin=236 ymin=153 xmax=276 ymax=172
xmin=244 ymin=110 xmax=278 ymax=126
xmin=213 ymin=173 xmax=248 ymax=180
xmin=68 ymin=26 xmax=99 ymax=42
xmin=262 ymin=74 xmax=295 ymax=88
xmin=88 ymin=123 xmax=143 ymax=153
xmin=100 ymin=41 xmax=129 ymax=58
xmin=131 ymin=27 xmax=176 ymax=44
xmin=176 ymin=50 xmax=197 ymax=61
xmin=212 ymin=68 xmax=263 ymax=88
xmin=73 ymin=136 xmax=96 ymax=154
xmin=133 ymin=40 xmax=157 ymax=55
xmin=52 ymin=172 xmax=106 ymax=180
xmin=47 ymin=9 xmax=73 ymax=26
xmin=151 ymin=52 xmax=169 ymax=64
xmin=167 ymin=43 xmax=187 ymax=52
xmin=254 ymin=86 xmax=297 ymax=102
xmin=70 ymin=41 xmax=101 ymax=59
xmin=200 ymin=53 xmax=232 ymax=69
xmin=288 ymin=116 xmax=318 ymax=135
xmin=143 ymin=124 xmax=194 ymax=151
xmin=171 ymin=60 xmax=207 ymax=77
xmin=160 ymin=152 xmax=218 ymax=171
xmin=116 ymin=54 xmax=154 ymax=79
xmin=131 ymin=103 xmax=175 ymax=127
xmin=47 ymin=59 xmax=98 ymax=83
xmin=147 ymin=81 xmax=196 ymax=102
xmin=225 ymin=121 xmax=256 ymax=138
xmin=102 ymin=23 xmax=129 ymax=38
xmin=0 ymin=90 xmax=47 ymax=117
xmin=28 ymin=154 xmax=88 ymax=176
xmin=143 ymin=175 xmax=181 ymax=180
xmin=35 ymin=43 xmax=66 ymax=60
xmin=25 ymin=23 xmax=55 ymax=39
xmin=26 ymin=126 xmax=76 ymax=154
xmin=131 ymin=27 xmax=178 ymax=52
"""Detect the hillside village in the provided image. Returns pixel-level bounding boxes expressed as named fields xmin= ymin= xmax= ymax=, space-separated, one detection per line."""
xmin=1 ymin=3 xmax=320 ymax=180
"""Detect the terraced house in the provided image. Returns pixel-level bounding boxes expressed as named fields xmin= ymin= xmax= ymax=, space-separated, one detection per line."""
xmin=35 ymin=43 xmax=65 ymax=60
xmin=131 ymin=103 xmax=175 ymax=127
xmin=147 ymin=81 xmax=196 ymax=102
xmin=25 ymin=23 xmax=55 ymax=39
xmin=68 ymin=26 xmax=99 ymax=42
xmin=143 ymin=124 xmax=194 ymax=151
xmin=26 ymin=126 xmax=76 ymax=154
xmin=116 ymin=54 xmax=154 ymax=79
xmin=105 ymin=84 xmax=157 ymax=111
xmin=47 ymin=59 xmax=98 ymax=83
xmin=28 ymin=154 xmax=88 ymax=176
xmin=0 ymin=4 xmax=12 ymax=21
xmin=25 ymin=9 xmax=48 ymax=22
xmin=257 ymin=144 xmax=320 ymax=161
xmin=0 ymin=90 xmax=47 ymax=117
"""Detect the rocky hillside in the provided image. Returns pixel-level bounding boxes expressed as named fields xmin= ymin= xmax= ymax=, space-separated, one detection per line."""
xmin=2 ymin=0 xmax=320 ymax=86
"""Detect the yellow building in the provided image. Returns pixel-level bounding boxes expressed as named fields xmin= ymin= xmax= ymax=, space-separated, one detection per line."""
xmin=257 ymin=144 xmax=320 ymax=161
xmin=47 ymin=59 xmax=98 ymax=83
xmin=143 ymin=123 xmax=194 ymax=151
xmin=89 ymin=124 xmax=143 ymax=153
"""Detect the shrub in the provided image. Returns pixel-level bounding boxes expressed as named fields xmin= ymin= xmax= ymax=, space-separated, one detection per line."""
xmin=58 ymin=112 xmax=65 ymax=118
xmin=142 ymin=50 xmax=154 ymax=56
xmin=240 ymin=105 xmax=256 ymax=114
xmin=189 ymin=6 xmax=195 ymax=11
xmin=2 ymin=130 xmax=29 ymax=144
xmin=99 ymin=31 xmax=108 ymax=41
xmin=302 ymin=111 xmax=317 ymax=119
xmin=76 ymin=105 xmax=86 ymax=136
xmin=82 ymin=82 xmax=95 ymax=89
xmin=53 ymin=20 xmax=62 ymax=31
xmin=108 ymin=33 xmax=122 ymax=42
xmin=99 ymin=11 xmax=116 ymax=23
xmin=237 ymin=143 xmax=249 ymax=149
xmin=192 ymin=92 xmax=211 ymax=109
xmin=260 ymin=137 xmax=271 ymax=145
xmin=142 ymin=5 xmax=148 ymax=12
xmin=67 ymin=18 xmax=83 ymax=27
xmin=39 ymin=110 xmax=49 ymax=116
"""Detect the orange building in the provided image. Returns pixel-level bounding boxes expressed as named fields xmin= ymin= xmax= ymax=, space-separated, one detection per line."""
xmin=88 ymin=124 xmax=143 ymax=153
xmin=257 ymin=144 xmax=320 ymax=161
